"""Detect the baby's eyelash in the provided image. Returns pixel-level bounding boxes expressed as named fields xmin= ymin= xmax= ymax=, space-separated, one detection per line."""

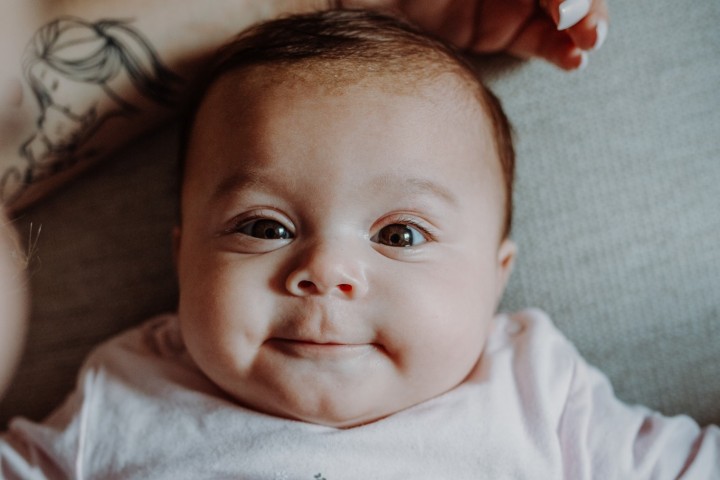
xmin=221 ymin=215 xmax=253 ymax=235
xmin=222 ymin=212 xmax=286 ymax=235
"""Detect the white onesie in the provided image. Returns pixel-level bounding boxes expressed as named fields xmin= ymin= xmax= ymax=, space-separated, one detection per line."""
xmin=1 ymin=309 xmax=718 ymax=479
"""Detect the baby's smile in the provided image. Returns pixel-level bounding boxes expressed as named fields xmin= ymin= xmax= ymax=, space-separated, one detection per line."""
xmin=265 ymin=338 xmax=380 ymax=362
xmin=266 ymin=301 xmax=380 ymax=361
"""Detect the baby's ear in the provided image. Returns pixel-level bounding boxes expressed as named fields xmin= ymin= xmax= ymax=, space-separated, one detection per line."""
xmin=495 ymin=239 xmax=517 ymax=304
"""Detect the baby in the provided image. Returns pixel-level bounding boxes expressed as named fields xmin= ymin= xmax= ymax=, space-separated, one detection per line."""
xmin=1 ymin=10 xmax=718 ymax=479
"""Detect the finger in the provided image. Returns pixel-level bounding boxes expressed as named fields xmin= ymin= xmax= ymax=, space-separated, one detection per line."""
xmin=564 ymin=0 xmax=609 ymax=51
xmin=506 ymin=15 xmax=588 ymax=71
xmin=468 ymin=1 xmax=538 ymax=53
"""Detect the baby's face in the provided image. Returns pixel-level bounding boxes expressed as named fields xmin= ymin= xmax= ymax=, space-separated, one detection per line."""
xmin=176 ymin=68 xmax=515 ymax=427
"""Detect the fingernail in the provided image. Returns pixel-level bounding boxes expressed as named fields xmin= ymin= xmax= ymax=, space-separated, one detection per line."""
xmin=577 ymin=51 xmax=589 ymax=70
xmin=557 ymin=0 xmax=591 ymax=30
xmin=593 ymin=20 xmax=608 ymax=50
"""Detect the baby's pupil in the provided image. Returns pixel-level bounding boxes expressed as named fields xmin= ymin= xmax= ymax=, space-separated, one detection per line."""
xmin=251 ymin=220 xmax=288 ymax=239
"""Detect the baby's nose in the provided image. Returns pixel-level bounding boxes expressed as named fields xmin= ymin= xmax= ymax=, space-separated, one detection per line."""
xmin=285 ymin=243 xmax=368 ymax=299
xmin=294 ymin=279 xmax=354 ymax=295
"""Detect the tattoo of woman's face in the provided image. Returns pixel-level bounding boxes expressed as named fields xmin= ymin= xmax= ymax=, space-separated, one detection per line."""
xmin=1 ymin=16 xmax=183 ymax=204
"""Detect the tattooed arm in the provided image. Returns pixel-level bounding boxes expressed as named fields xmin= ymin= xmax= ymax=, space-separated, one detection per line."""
xmin=0 ymin=0 xmax=336 ymax=213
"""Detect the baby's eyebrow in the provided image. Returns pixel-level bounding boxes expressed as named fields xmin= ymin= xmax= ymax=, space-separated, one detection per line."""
xmin=211 ymin=171 xmax=458 ymax=207
xmin=210 ymin=170 xmax=271 ymax=202
xmin=368 ymin=175 xmax=458 ymax=206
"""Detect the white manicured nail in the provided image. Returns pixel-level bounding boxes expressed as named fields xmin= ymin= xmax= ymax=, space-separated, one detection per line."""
xmin=593 ymin=20 xmax=608 ymax=50
xmin=577 ymin=51 xmax=589 ymax=70
xmin=557 ymin=0 xmax=591 ymax=30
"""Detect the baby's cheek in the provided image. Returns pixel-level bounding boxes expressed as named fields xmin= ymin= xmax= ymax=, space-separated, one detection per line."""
xmin=386 ymin=314 xmax=484 ymax=405
xmin=410 ymin=264 xmax=493 ymax=362
xmin=179 ymin=290 xmax=261 ymax=390
xmin=383 ymin=293 xmax=477 ymax=372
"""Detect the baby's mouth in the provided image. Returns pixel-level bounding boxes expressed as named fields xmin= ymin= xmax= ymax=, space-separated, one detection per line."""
xmin=265 ymin=337 xmax=379 ymax=360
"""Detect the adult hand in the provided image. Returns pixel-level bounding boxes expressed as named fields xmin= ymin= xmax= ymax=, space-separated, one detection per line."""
xmin=342 ymin=0 xmax=609 ymax=70
xmin=0 ymin=209 xmax=27 ymax=398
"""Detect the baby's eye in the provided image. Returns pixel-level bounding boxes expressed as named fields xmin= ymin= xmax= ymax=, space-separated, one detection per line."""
xmin=372 ymin=224 xmax=427 ymax=247
xmin=237 ymin=219 xmax=293 ymax=240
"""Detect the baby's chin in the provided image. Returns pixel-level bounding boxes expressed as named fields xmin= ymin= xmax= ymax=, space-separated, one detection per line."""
xmin=292 ymin=395 xmax=418 ymax=429
xmin=218 ymin=383 xmax=390 ymax=428
xmin=245 ymin=395 xmax=408 ymax=429
xmin=221 ymin=373 xmax=464 ymax=429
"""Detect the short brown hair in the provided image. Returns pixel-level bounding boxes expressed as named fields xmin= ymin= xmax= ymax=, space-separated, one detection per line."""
xmin=180 ymin=9 xmax=515 ymax=238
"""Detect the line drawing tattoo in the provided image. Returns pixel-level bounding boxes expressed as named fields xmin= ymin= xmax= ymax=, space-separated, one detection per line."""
xmin=1 ymin=16 xmax=182 ymax=204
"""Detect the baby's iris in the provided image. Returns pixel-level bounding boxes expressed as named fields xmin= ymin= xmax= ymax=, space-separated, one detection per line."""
xmin=373 ymin=224 xmax=426 ymax=247
xmin=239 ymin=219 xmax=293 ymax=240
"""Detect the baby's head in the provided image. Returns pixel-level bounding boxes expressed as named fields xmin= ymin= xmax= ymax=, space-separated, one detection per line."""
xmin=175 ymin=10 xmax=516 ymax=428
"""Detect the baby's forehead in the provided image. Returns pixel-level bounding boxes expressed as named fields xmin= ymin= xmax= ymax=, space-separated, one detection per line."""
xmin=190 ymin=64 xmax=494 ymax=167
xmin=203 ymin=58 xmax=486 ymax=110
xmin=191 ymin=62 xmax=492 ymax=157
xmin=185 ymin=62 xmax=500 ymax=187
